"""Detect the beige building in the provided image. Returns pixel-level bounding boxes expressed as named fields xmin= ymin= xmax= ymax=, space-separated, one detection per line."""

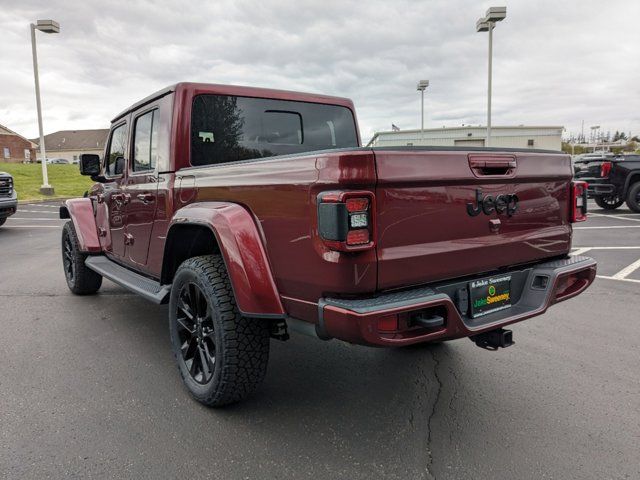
xmin=32 ymin=129 xmax=109 ymax=163
xmin=367 ymin=126 xmax=563 ymax=151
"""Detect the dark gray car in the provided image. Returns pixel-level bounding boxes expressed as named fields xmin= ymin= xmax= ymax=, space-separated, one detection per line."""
xmin=0 ymin=172 xmax=17 ymax=226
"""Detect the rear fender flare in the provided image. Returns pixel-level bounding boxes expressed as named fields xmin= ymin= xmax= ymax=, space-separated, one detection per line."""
xmin=167 ymin=202 xmax=285 ymax=318
xmin=59 ymin=198 xmax=101 ymax=253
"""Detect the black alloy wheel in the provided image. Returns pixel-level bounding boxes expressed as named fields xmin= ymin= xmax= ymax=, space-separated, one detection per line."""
xmin=62 ymin=230 xmax=75 ymax=284
xmin=168 ymin=255 xmax=270 ymax=407
xmin=626 ymin=183 xmax=640 ymax=213
xmin=594 ymin=194 xmax=624 ymax=210
xmin=61 ymin=221 xmax=102 ymax=295
xmin=175 ymin=282 xmax=216 ymax=385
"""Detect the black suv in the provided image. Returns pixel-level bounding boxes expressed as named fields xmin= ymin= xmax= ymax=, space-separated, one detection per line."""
xmin=574 ymin=154 xmax=640 ymax=212
xmin=0 ymin=172 xmax=17 ymax=226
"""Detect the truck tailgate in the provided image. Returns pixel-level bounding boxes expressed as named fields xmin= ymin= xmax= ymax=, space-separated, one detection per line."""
xmin=374 ymin=149 xmax=573 ymax=290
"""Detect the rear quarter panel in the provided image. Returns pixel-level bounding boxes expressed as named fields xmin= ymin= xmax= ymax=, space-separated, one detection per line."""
xmin=179 ymin=150 xmax=377 ymax=305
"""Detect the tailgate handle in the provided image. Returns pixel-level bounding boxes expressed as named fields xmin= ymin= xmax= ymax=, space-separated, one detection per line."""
xmin=468 ymin=155 xmax=517 ymax=176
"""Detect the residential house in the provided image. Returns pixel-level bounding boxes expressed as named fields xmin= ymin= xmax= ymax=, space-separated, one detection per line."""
xmin=32 ymin=129 xmax=109 ymax=163
xmin=0 ymin=123 xmax=37 ymax=163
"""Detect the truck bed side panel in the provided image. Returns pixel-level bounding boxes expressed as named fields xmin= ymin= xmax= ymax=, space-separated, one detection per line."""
xmin=183 ymin=151 xmax=377 ymax=303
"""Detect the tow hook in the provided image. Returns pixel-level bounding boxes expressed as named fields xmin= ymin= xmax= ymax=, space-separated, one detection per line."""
xmin=471 ymin=328 xmax=514 ymax=350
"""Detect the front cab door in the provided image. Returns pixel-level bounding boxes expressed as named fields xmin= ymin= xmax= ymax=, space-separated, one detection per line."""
xmin=102 ymin=121 xmax=129 ymax=259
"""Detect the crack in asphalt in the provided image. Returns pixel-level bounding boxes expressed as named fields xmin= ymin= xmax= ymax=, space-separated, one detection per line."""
xmin=425 ymin=348 xmax=443 ymax=480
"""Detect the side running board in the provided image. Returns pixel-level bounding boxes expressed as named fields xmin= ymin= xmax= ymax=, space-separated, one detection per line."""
xmin=85 ymin=255 xmax=171 ymax=304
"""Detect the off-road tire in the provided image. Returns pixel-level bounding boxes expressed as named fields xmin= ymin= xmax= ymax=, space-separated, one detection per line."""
xmin=168 ymin=255 xmax=270 ymax=407
xmin=594 ymin=195 xmax=623 ymax=210
xmin=625 ymin=183 xmax=640 ymax=213
xmin=61 ymin=221 xmax=103 ymax=295
xmin=0 ymin=217 xmax=6 ymax=226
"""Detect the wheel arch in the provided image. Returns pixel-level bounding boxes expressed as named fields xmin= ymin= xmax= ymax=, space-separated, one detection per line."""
xmin=623 ymin=170 xmax=640 ymax=196
xmin=60 ymin=198 xmax=101 ymax=253
xmin=162 ymin=202 xmax=285 ymax=318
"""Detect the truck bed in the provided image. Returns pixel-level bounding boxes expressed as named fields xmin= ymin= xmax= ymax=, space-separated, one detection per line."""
xmin=183 ymin=146 xmax=573 ymax=303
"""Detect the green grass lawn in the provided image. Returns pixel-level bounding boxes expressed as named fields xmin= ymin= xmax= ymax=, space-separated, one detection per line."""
xmin=0 ymin=163 xmax=94 ymax=201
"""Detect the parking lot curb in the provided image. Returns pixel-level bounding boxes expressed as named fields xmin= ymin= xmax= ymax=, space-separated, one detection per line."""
xmin=17 ymin=197 xmax=73 ymax=205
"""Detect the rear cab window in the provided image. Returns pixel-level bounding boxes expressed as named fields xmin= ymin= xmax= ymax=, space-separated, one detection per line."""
xmin=190 ymin=95 xmax=358 ymax=166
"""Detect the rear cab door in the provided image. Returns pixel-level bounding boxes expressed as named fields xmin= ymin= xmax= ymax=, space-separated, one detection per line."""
xmin=123 ymin=107 xmax=161 ymax=267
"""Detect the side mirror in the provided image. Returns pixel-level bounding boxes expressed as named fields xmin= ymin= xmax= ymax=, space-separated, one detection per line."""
xmin=114 ymin=156 xmax=125 ymax=175
xmin=79 ymin=154 xmax=101 ymax=176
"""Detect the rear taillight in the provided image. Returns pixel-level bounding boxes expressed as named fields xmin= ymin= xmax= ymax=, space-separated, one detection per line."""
xmin=570 ymin=181 xmax=588 ymax=223
xmin=318 ymin=191 xmax=376 ymax=251
xmin=600 ymin=161 xmax=612 ymax=178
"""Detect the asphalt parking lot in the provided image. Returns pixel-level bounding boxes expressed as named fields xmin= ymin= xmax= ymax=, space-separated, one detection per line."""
xmin=1 ymin=200 xmax=639 ymax=479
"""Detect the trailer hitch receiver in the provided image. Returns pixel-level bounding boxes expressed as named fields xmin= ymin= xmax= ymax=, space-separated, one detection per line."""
xmin=471 ymin=328 xmax=514 ymax=350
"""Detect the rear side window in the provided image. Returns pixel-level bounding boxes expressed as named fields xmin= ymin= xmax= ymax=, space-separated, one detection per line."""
xmin=133 ymin=109 xmax=159 ymax=172
xmin=105 ymin=123 xmax=128 ymax=176
xmin=190 ymin=95 xmax=358 ymax=166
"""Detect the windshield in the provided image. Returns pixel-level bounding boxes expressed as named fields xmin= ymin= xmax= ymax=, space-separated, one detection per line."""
xmin=190 ymin=94 xmax=358 ymax=166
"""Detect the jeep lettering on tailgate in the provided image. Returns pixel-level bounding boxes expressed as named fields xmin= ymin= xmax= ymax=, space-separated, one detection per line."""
xmin=466 ymin=188 xmax=519 ymax=217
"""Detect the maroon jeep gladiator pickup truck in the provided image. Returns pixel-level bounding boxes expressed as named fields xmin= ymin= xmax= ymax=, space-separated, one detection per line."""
xmin=60 ymin=82 xmax=596 ymax=406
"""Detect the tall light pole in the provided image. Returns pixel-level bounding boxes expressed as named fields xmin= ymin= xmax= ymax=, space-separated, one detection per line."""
xmin=590 ymin=125 xmax=600 ymax=153
xmin=416 ymin=80 xmax=429 ymax=143
xmin=30 ymin=19 xmax=60 ymax=195
xmin=476 ymin=7 xmax=506 ymax=148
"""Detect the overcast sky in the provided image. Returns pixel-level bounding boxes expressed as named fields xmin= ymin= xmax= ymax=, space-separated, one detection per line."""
xmin=1 ymin=0 xmax=639 ymax=143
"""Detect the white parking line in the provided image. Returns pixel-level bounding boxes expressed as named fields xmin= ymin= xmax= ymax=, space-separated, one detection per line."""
xmin=589 ymin=213 xmax=640 ymax=222
xmin=1 ymin=225 xmax=61 ymax=228
xmin=611 ymin=258 xmax=640 ymax=280
xmin=23 ymin=204 xmax=59 ymax=208
xmin=597 ymin=275 xmax=640 ymax=284
xmin=9 ymin=217 xmax=65 ymax=221
xmin=571 ymin=246 xmax=640 ymax=250
xmin=574 ymin=225 xmax=640 ymax=230
xmin=16 ymin=209 xmax=60 ymax=214
xmin=570 ymin=247 xmax=592 ymax=256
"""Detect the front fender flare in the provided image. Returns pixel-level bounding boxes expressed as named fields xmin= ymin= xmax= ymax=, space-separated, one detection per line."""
xmin=60 ymin=198 xmax=101 ymax=253
xmin=169 ymin=202 xmax=285 ymax=318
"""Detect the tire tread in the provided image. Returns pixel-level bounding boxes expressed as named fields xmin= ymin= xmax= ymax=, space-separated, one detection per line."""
xmin=171 ymin=255 xmax=269 ymax=407
xmin=62 ymin=221 xmax=102 ymax=295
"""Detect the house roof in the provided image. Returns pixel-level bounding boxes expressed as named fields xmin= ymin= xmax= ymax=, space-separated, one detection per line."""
xmin=0 ymin=123 xmax=38 ymax=148
xmin=30 ymin=129 xmax=109 ymax=151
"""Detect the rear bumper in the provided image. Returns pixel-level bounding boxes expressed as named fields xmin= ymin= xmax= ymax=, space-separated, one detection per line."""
xmin=578 ymin=178 xmax=616 ymax=196
xmin=0 ymin=193 xmax=18 ymax=218
xmin=315 ymin=256 xmax=596 ymax=347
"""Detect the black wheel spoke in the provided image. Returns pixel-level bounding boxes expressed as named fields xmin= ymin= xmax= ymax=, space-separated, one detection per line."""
xmin=175 ymin=281 xmax=216 ymax=385
xmin=62 ymin=235 xmax=75 ymax=282
xmin=176 ymin=317 xmax=194 ymax=334
xmin=198 ymin=345 xmax=212 ymax=381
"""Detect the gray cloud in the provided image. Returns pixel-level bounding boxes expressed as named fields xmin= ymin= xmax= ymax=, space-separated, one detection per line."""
xmin=1 ymin=0 xmax=638 ymax=143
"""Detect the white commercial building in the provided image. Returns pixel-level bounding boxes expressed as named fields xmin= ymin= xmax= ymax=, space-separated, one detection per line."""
xmin=367 ymin=126 xmax=563 ymax=151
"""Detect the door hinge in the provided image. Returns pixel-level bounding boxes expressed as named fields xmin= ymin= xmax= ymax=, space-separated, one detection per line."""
xmin=124 ymin=233 xmax=134 ymax=245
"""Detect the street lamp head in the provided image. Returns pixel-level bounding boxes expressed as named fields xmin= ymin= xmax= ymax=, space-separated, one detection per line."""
xmin=417 ymin=80 xmax=429 ymax=91
xmin=35 ymin=19 xmax=60 ymax=33
xmin=476 ymin=18 xmax=490 ymax=32
xmin=485 ymin=6 xmax=507 ymax=22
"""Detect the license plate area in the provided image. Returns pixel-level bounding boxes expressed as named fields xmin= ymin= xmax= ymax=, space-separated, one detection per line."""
xmin=469 ymin=274 xmax=512 ymax=318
